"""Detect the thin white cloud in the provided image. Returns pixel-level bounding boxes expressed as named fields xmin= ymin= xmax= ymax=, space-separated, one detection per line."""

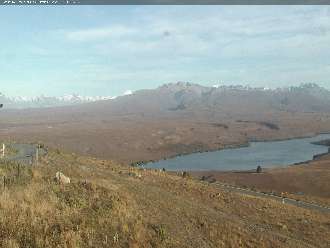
xmin=65 ymin=26 xmax=136 ymax=42
xmin=71 ymin=6 xmax=329 ymax=62
xmin=41 ymin=6 xmax=330 ymax=93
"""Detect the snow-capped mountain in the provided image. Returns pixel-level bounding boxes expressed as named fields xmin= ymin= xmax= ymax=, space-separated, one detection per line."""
xmin=1 ymin=83 xmax=329 ymax=111
xmin=0 ymin=93 xmax=116 ymax=109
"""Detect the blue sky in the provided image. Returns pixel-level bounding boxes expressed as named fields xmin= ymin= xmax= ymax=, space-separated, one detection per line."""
xmin=0 ymin=5 xmax=330 ymax=97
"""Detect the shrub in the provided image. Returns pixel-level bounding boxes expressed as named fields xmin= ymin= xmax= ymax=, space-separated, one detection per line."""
xmin=256 ymin=166 xmax=262 ymax=173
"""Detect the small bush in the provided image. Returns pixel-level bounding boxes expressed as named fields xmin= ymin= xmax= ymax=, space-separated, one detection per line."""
xmin=258 ymin=122 xmax=280 ymax=130
xmin=256 ymin=166 xmax=262 ymax=173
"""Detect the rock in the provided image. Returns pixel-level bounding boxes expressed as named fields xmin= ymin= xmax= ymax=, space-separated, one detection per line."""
xmin=55 ymin=171 xmax=71 ymax=184
xmin=128 ymin=171 xmax=142 ymax=179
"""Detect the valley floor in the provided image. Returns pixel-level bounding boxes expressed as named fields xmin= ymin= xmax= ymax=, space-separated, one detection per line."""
xmin=2 ymin=109 xmax=330 ymax=164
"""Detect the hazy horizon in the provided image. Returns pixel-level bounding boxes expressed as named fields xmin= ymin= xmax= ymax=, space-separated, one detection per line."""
xmin=1 ymin=81 xmax=330 ymax=98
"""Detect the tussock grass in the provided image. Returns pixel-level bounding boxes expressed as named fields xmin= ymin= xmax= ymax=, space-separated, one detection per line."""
xmin=0 ymin=151 xmax=329 ymax=247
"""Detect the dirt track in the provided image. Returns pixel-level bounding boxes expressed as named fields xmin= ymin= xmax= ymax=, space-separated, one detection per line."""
xmin=210 ymin=181 xmax=330 ymax=214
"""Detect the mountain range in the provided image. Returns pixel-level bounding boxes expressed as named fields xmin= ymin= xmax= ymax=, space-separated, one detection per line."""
xmin=79 ymin=82 xmax=330 ymax=117
xmin=1 ymin=82 xmax=329 ymax=110
xmin=1 ymin=82 xmax=330 ymax=163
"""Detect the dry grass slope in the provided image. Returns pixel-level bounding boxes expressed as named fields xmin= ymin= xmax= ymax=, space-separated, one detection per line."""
xmin=193 ymin=154 xmax=330 ymax=207
xmin=0 ymin=150 xmax=329 ymax=247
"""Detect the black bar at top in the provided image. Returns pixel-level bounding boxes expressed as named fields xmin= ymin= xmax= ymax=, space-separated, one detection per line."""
xmin=1 ymin=0 xmax=330 ymax=4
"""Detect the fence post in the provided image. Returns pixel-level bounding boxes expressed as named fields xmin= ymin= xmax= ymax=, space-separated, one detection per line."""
xmin=1 ymin=143 xmax=5 ymax=158
xmin=17 ymin=163 xmax=20 ymax=178
xmin=35 ymin=145 xmax=39 ymax=166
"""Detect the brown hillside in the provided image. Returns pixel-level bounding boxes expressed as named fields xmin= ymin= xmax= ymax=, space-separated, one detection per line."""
xmin=0 ymin=150 xmax=329 ymax=247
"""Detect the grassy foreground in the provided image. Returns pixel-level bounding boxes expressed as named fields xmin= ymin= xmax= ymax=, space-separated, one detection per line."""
xmin=0 ymin=150 xmax=329 ymax=248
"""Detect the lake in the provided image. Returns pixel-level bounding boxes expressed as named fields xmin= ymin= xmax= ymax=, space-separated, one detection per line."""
xmin=146 ymin=133 xmax=330 ymax=171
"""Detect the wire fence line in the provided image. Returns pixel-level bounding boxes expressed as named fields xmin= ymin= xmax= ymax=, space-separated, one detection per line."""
xmin=0 ymin=144 xmax=47 ymax=190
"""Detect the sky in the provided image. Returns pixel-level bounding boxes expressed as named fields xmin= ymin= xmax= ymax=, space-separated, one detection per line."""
xmin=0 ymin=5 xmax=329 ymax=97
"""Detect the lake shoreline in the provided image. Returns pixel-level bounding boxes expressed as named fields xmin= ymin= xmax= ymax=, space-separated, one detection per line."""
xmin=135 ymin=131 xmax=330 ymax=167
xmin=190 ymin=150 xmax=330 ymax=176
xmin=143 ymin=132 xmax=330 ymax=172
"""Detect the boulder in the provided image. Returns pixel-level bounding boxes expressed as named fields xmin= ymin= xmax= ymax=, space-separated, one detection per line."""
xmin=55 ymin=171 xmax=71 ymax=184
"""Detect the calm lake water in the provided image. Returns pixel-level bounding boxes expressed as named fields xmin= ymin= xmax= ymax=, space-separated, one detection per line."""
xmin=146 ymin=134 xmax=330 ymax=171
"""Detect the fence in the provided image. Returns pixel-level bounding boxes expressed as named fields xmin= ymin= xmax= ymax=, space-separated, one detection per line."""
xmin=0 ymin=161 xmax=27 ymax=190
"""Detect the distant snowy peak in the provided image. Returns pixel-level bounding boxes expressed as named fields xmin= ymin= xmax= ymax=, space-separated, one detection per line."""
xmin=0 ymin=93 xmax=116 ymax=109
xmin=57 ymin=94 xmax=115 ymax=102
xmin=10 ymin=95 xmax=113 ymax=103
xmin=123 ymin=90 xmax=133 ymax=96
xmin=212 ymin=83 xmax=328 ymax=93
